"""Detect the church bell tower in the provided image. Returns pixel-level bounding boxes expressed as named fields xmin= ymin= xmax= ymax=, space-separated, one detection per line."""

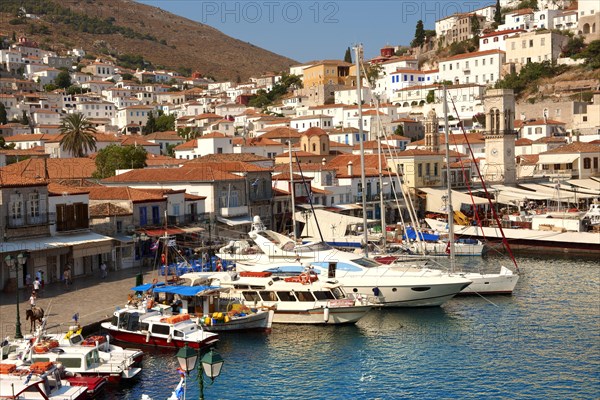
xmin=483 ymin=89 xmax=517 ymax=185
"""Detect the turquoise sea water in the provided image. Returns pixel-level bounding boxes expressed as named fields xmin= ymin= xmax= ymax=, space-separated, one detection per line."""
xmin=104 ymin=254 xmax=599 ymax=399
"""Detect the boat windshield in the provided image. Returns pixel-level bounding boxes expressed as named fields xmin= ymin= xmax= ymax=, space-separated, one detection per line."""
xmin=330 ymin=287 xmax=345 ymax=299
xmin=350 ymin=257 xmax=382 ymax=268
xmin=295 ymin=242 xmax=333 ymax=253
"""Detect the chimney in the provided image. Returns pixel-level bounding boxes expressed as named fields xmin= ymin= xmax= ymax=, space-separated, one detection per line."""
xmin=347 ymin=161 xmax=353 ymax=176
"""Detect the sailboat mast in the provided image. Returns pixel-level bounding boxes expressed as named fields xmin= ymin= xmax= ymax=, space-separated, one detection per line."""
xmin=289 ymin=140 xmax=297 ymax=239
xmin=375 ymin=97 xmax=386 ymax=249
xmin=443 ymin=85 xmax=456 ymax=270
xmin=354 ymin=44 xmax=369 ymax=257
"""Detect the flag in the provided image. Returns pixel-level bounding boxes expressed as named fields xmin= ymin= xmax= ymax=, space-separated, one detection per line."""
xmin=174 ymin=376 xmax=185 ymax=399
xmin=150 ymin=241 xmax=159 ymax=251
xmin=168 ymin=239 xmax=176 ymax=247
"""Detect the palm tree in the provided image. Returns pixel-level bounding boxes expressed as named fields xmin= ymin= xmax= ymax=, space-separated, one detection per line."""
xmin=59 ymin=113 xmax=97 ymax=157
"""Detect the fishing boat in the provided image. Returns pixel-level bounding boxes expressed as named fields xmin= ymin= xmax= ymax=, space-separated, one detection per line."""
xmin=182 ymin=270 xmax=372 ymax=325
xmin=1 ymin=319 xmax=142 ymax=385
xmin=153 ymin=277 xmax=274 ymax=332
xmin=101 ymin=303 xmax=219 ymax=350
xmin=0 ymin=361 xmax=88 ymax=400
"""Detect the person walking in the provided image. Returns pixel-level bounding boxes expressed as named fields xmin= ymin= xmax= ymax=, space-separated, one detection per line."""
xmin=100 ymin=262 xmax=108 ymax=279
xmin=63 ymin=267 xmax=71 ymax=289
xmin=33 ymin=277 xmax=41 ymax=293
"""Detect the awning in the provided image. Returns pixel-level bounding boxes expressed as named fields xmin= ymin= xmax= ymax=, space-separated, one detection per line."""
xmin=139 ymin=227 xmax=185 ymax=236
xmin=420 ymin=188 xmax=488 ymax=213
xmin=0 ymin=232 xmax=114 ymax=255
xmin=180 ymin=227 xmax=204 ymax=233
xmin=153 ymin=285 xmax=219 ymax=296
xmin=333 ymin=204 xmax=363 ymax=210
xmin=110 ymin=234 xmax=135 ymax=244
xmin=131 ymin=282 xmax=166 ymax=292
xmin=538 ymin=154 xmax=579 ymax=164
xmin=216 ymin=216 xmax=253 ymax=226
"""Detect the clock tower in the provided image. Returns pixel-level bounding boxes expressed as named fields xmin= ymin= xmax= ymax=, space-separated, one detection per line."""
xmin=483 ymin=89 xmax=517 ymax=185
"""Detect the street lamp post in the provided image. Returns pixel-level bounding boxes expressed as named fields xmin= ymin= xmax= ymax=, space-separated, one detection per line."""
xmin=4 ymin=254 xmax=24 ymax=339
xmin=176 ymin=345 xmax=224 ymax=400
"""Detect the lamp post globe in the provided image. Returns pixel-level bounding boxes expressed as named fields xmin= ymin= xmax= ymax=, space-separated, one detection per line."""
xmin=201 ymin=348 xmax=224 ymax=382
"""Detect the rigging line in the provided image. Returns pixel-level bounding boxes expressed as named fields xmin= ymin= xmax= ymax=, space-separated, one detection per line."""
xmin=447 ymin=92 xmax=520 ymax=273
xmin=294 ymin=151 xmax=324 ymax=242
xmin=445 ymin=96 xmax=487 ymax=242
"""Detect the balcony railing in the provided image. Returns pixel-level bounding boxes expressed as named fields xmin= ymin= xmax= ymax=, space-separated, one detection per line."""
xmin=6 ymin=213 xmax=51 ymax=228
xmin=220 ymin=205 xmax=249 ymax=218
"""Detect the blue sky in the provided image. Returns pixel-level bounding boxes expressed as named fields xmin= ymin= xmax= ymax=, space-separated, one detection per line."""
xmin=137 ymin=1 xmax=491 ymax=62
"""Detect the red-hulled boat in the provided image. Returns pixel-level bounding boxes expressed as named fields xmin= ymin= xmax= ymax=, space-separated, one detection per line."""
xmin=101 ymin=307 xmax=218 ymax=350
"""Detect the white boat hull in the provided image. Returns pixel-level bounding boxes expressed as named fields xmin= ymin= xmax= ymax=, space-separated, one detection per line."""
xmin=334 ymin=275 xmax=472 ymax=307
xmin=270 ymin=305 xmax=371 ymax=324
xmin=197 ymin=310 xmax=274 ymax=331
xmin=457 ymin=267 xmax=520 ymax=295
xmin=409 ymin=241 xmax=485 ymax=256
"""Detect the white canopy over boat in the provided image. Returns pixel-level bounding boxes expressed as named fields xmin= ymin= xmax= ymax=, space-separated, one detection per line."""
xmin=421 ymin=187 xmax=488 ymax=213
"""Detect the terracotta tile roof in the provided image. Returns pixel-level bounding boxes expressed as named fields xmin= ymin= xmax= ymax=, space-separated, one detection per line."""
xmin=48 ymin=182 xmax=89 ymax=196
xmin=392 ymin=118 xmax=420 ymax=123
xmin=1 ymin=158 xmax=96 ymax=180
xmin=102 ymin=166 xmax=243 ymax=184
xmin=518 ymin=154 xmax=539 ymax=165
xmin=514 ymin=119 xmax=566 ymax=127
xmin=327 ymin=154 xmax=388 ymax=178
xmin=440 ymin=49 xmax=505 ymax=62
xmin=4 ymin=134 xmax=50 ymax=142
xmin=330 ymin=142 xmax=353 ymax=148
xmin=273 ymin=163 xmax=336 ymax=173
xmin=200 ymin=132 xmax=230 ymax=139
xmin=194 ymin=113 xmax=223 ymax=119
xmin=273 ymin=172 xmax=313 ymax=181
xmin=303 ymin=127 xmax=328 ymax=137
xmin=276 ymin=150 xmax=316 ymax=158
xmin=183 ymin=160 xmax=271 ymax=173
xmin=185 ymin=193 xmax=207 ymax=201
xmin=86 ymin=186 xmax=167 ymax=202
xmin=533 ymin=137 xmax=567 ymax=144
xmin=89 ymin=202 xmax=132 ymax=217
xmin=292 ymin=114 xmax=332 ymax=121
xmin=193 ymin=153 xmax=271 ymax=163
xmin=480 ymin=29 xmax=525 ymax=38
xmin=541 ymin=142 xmax=600 ymax=155
xmin=411 ymin=132 xmax=485 ymax=146
xmin=515 ymin=138 xmax=533 ymax=145
xmin=174 ymin=139 xmax=197 ymax=150
xmin=0 ymin=169 xmax=46 ymax=187
xmin=120 ymin=136 xmax=160 ymax=146
xmin=261 ymin=127 xmax=302 ymax=139
xmin=0 ymin=148 xmax=46 ymax=156
xmin=395 ymin=149 xmax=443 ymax=156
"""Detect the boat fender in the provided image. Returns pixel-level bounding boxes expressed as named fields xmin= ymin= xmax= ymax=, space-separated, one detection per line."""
xmin=145 ymin=331 xmax=151 ymax=343
xmin=224 ymin=315 xmax=230 ymax=323
xmin=324 ymin=307 xmax=330 ymax=323
xmin=167 ymin=334 xmax=172 ymax=343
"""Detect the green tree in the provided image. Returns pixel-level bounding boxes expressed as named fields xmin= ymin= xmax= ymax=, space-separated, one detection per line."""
xmin=155 ymin=113 xmax=175 ymax=132
xmin=143 ymin=111 xmax=157 ymax=134
xmin=0 ymin=136 xmax=16 ymax=150
xmin=59 ymin=113 xmax=97 ymax=157
xmin=44 ymin=83 xmax=59 ymax=92
xmin=394 ymin=125 xmax=404 ymax=136
xmin=12 ymin=31 xmax=16 ymax=42
xmin=494 ymin=0 xmax=502 ymax=24
xmin=55 ymin=71 xmax=72 ymax=89
xmin=470 ymin=15 xmax=481 ymax=37
xmin=0 ymin=103 xmax=7 ymax=125
xmin=426 ymin=90 xmax=435 ymax=104
xmin=562 ymin=36 xmax=586 ymax=58
xmin=164 ymin=143 xmax=176 ymax=157
xmin=93 ymin=144 xmax=147 ymax=178
xmin=411 ymin=20 xmax=425 ymax=48
xmin=574 ymin=40 xmax=600 ymax=69
xmin=21 ymin=110 xmax=29 ymax=126
xmin=344 ymin=47 xmax=352 ymax=63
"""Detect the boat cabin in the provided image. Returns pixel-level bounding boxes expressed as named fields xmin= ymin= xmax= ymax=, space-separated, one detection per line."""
xmin=111 ymin=309 xmax=202 ymax=340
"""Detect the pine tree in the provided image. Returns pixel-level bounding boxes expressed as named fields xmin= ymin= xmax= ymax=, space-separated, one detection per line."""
xmin=21 ymin=110 xmax=29 ymax=126
xmin=411 ymin=20 xmax=425 ymax=48
xmin=143 ymin=111 xmax=157 ymax=134
xmin=0 ymin=103 xmax=7 ymax=125
xmin=494 ymin=0 xmax=502 ymax=24
xmin=344 ymin=47 xmax=352 ymax=63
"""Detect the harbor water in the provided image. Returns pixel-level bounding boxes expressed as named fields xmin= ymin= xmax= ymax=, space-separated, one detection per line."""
xmin=104 ymin=254 xmax=599 ymax=399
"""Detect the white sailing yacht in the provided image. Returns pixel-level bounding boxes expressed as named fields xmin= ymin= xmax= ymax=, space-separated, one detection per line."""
xmin=438 ymin=86 xmax=519 ymax=295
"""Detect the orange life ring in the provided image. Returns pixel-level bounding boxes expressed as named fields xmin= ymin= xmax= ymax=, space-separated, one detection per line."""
xmin=161 ymin=254 xmax=166 ymax=264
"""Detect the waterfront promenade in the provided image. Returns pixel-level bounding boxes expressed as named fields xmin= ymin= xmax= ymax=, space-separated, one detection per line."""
xmin=0 ymin=268 xmax=151 ymax=339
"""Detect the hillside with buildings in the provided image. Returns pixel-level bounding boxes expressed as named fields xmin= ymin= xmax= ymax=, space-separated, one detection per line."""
xmin=0 ymin=0 xmax=295 ymax=81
